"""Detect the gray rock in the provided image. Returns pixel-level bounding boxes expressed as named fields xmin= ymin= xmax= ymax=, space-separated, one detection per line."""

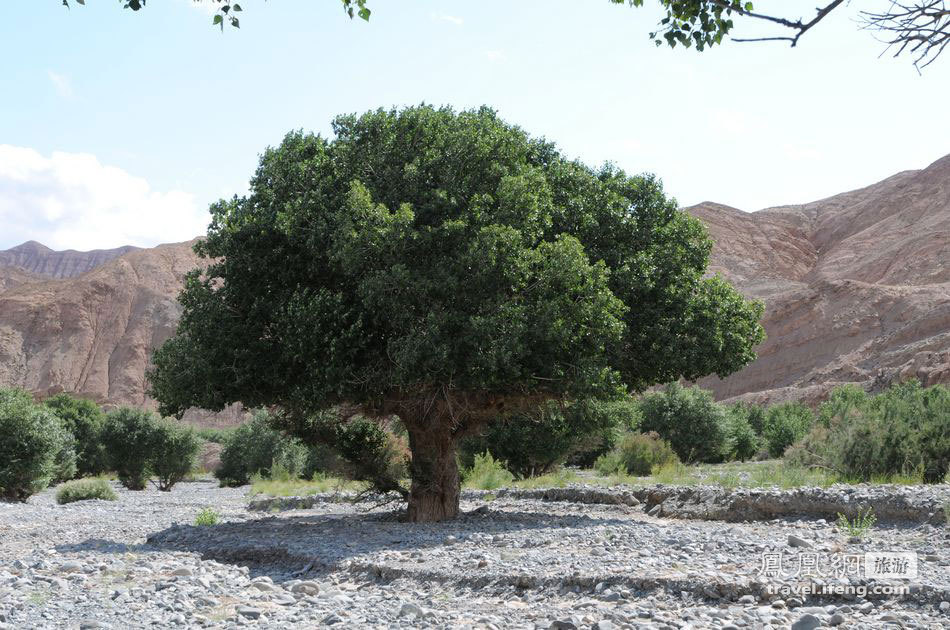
xmin=170 ymin=568 xmax=192 ymax=577
xmin=791 ymin=614 xmax=822 ymax=630
xmin=60 ymin=561 xmax=83 ymax=573
xmin=737 ymin=595 xmax=756 ymax=605
xmin=939 ymin=601 xmax=950 ymax=612
xmin=236 ymin=606 xmax=262 ymax=620
xmin=788 ymin=535 xmax=812 ymax=548
xmin=593 ymin=621 xmax=617 ymax=630
xmin=828 ymin=613 xmax=846 ymax=625
xmin=399 ymin=602 xmax=424 ymax=618
xmin=291 ymin=580 xmax=320 ymax=595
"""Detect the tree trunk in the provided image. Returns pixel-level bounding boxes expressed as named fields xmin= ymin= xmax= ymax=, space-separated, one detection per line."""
xmin=405 ymin=419 xmax=460 ymax=522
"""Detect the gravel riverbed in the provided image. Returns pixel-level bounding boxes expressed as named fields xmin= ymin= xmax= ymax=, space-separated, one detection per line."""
xmin=1 ymin=481 xmax=948 ymax=629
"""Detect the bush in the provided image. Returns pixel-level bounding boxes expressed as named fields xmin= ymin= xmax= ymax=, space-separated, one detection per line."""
xmin=762 ymin=402 xmax=814 ymax=457
xmin=724 ymin=404 xmax=761 ymax=461
xmin=195 ymin=427 xmax=234 ymax=444
xmin=460 ymin=397 xmax=639 ymax=478
xmin=596 ymin=431 xmax=679 ymax=476
xmin=151 ymin=420 xmax=201 ymax=491
xmin=195 ymin=507 xmax=220 ymax=526
xmin=101 ymin=407 xmax=159 ymax=490
xmin=786 ymin=381 xmax=950 ymax=483
xmin=638 ymin=383 xmax=728 ymax=463
xmin=215 ymin=411 xmax=308 ymax=487
xmin=462 ymin=452 xmax=514 ymax=490
xmin=44 ymin=393 xmax=107 ymax=477
xmin=56 ymin=478 xmax=117 ymax=504
xmin=0 ymin=388 xmax=74 ymax=501
xmin=816 ymin=384 xmax=869 ymax=428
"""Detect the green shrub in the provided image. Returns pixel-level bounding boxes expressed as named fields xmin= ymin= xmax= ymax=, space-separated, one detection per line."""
xmin=44 ymin=393 xmax=107 ymax=478
xmin=597 ymin=431 xmax=679 ymax=476
xmin=215 ymin=411 xmax=308 ymax=487
xmin=462 ymin=452 xmax=514 ymax=490
xmin=150 ymin=420 xmax=201 ymax=491
xmin=460 ymin=397 xmax=638 ymax=478
xmin=195 ymin=427 xmax=234 ymax=444
xmin=195 ymin=507 xmax=220 ymax=526
xmin=786 ymin=381 xmax=950 ymax=484
xmin=638 ymin=383 xmax=728 ymax=463
xmin=762 ymin=402 xmax=814 ymax=457
xmin=55 ymin=478 xmax=117 ymax=504
xmin=816 ymin=384 xmax=869 ymax=428
xmin=101 ymin=407 xmax=158 ymax=490
xmin=724 ymin=405 xmax=761 ymax=461
xmin=0 ymin=388 xmax=74 ymax=501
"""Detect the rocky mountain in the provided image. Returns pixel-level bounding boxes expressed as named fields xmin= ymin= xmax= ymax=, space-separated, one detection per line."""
xmin=0 ymin=240 xmax=239 ymax=425
xmin=692 ymin=154 xmax=950 ymax=404
xmin=0 ymin=241 xmax=138 ymax=279
xmin=0 ymin=156 xmax=947 ymax=415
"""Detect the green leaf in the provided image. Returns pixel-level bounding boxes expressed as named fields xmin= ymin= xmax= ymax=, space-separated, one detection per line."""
xmin=744 ymin=2 xmax=754 ymax=11
xmin=213 ymin=14 xmax=223 ymax=25
xmin=233 ymin=4 xmax=242 ymax=11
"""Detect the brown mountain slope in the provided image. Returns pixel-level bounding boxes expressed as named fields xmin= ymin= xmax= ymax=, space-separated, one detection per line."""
xmin=691 ymin=154 xmax=950 ymax=404
xmin=0 ymin=156 xmax=947 ymax=414
xmin=0 ymin=241 xmax=139 ymax=279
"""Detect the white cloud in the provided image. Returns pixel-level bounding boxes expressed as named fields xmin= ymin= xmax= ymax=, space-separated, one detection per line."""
xmin=431 ymin=12 xmax=463 ymax=26
xmin=0 ymin=145 xmax=209 ymax=251
xmin=484 ymin=50 xmax=505 ymax=62
xmin=47 ymin=71 xmax=74 ymax=99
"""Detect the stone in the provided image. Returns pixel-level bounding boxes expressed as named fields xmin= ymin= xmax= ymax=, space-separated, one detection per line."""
xmin=737 ymin=595 xmax=756 ymax=605
xmin=399 ymin=602 xmax=424 ymax=618
xmin=236 ymin=607 xmax=262 ymax=620
xmin=787 ymin=535 xmax=812 ymax=549
xmin=790 ymin=614 xmax=822 ymax=630
xmin=828 ymin=613 xmax=847 ymax=625
xmin=170 ymin=568 xmax=192 ymax=577
xmin=593 ymin=621 xmax=617 ymax=630
xmin=939 ymin=601 xmax=950 ymax=612
xmin=291 ymin=581 xmax=320 ymax=595
xmin=60 ymin=561 xmax=83 ymax=573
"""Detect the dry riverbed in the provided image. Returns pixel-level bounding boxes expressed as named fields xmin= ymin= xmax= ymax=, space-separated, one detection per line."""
xmin=1 ymin=480 xmax=948 ymax=629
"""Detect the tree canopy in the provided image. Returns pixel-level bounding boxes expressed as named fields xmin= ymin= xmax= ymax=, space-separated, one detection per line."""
xmin=148 ymin=104 xmax=764 ymax=521
xmin=62 ymin=1 xmax=950 ymax=68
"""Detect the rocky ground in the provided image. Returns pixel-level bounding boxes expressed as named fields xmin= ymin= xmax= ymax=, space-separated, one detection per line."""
xmin=1 ymin=481 xmax=948 ymax=629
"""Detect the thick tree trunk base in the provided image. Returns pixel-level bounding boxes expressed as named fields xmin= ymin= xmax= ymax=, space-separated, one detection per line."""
xmin=405 ymin=419 xmax=461 ymax=522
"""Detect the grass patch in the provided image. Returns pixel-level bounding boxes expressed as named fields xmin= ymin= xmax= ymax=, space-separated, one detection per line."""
xmin=248 ymin=472 xmax=366 ymax=497
xmin=837 ymin=507 xmax=876 ymax=539
xmin=195 ymin=507 xmax=220 ymax=526
xmin=56 ymin=478 xmax=118 ymax=504
xmin=512 ymin=468 xmax=579 ymax=489
xmin=462 ymin=452 xmax=514 ymax=490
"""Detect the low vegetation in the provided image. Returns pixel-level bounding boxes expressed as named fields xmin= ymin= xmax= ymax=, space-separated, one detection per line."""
xmin=150 ymin=420 xmax=202 ymax=491
xmin=2 ymin=377 xmax=946 ymax=505
xmin=787 ymin=381 xmax=950 ymax=483
xmin=0 ymin=388 xmax=75 ymax=501
xmin=55 ymin=478 xmax=118 ymax=505
xmin=194 ymin=507 xmax=220 ymax=526
xmin=837 ymin=507 xmax=877 ymax=539
xmin=639 ymin=383 xmax=730 ymax=463
xmin=594 ymin=431 xmax=679 ymax=476
xmin=462 ymin=452 xmax=515 ymax=490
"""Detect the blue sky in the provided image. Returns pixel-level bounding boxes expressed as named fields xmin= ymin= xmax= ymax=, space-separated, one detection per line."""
xmin=1 ymin=0 xmax=948 ymax=250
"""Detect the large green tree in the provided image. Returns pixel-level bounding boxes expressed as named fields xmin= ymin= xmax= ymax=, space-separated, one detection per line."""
xmin=149 ymin=105 xmax=764 ymax=521
xmin=62 ymin=1 xmax=949 ymax=68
